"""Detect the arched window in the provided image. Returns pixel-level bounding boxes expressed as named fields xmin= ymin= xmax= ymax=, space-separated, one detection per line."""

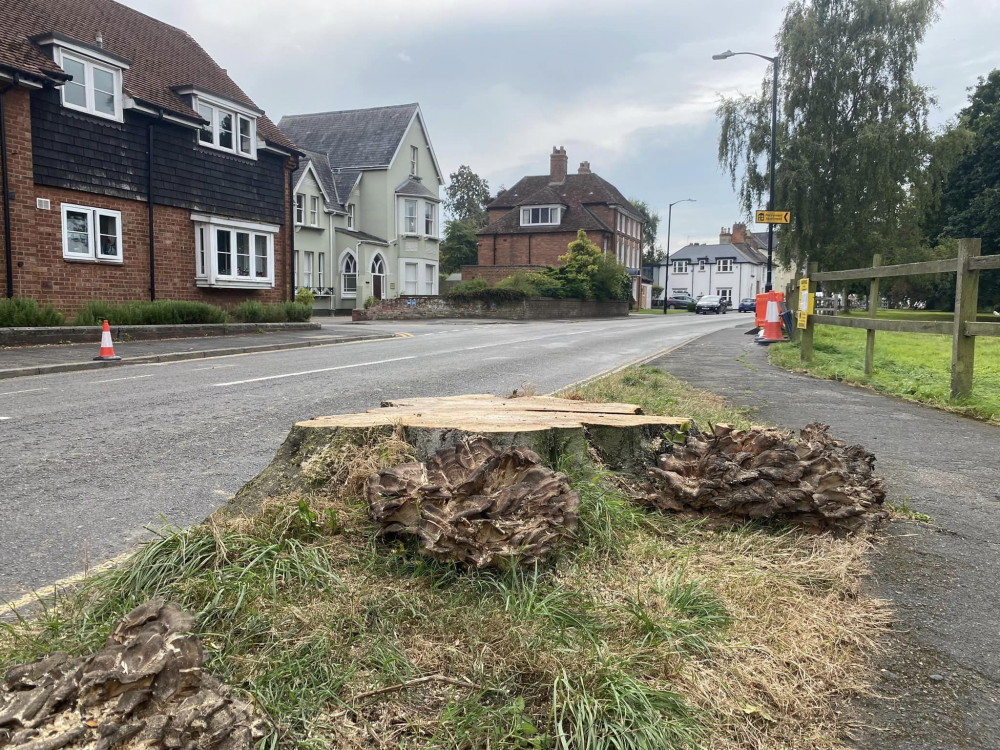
xmin=371 ymin=255 xmax=385 ymax=275
xmin=341 ymin=252 xmax=357 ymax=296
xmin=370 ymin=253 xmax=387 ymax=300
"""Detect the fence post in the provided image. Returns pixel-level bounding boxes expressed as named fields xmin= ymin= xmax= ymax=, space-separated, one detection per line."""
xmin=864 ymin=254 xmax=882 ymax=376
xmin=800 ymin=261 xmax=818 ymax=363
xmin=951 ymin=238 xmax=982 ymax=400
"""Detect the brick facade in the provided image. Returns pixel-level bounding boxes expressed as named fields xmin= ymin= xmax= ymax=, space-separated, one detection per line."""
xmin=1 ymin=88 xmax=294 ymax=315
xmin=476 ymin=231 xmax=611 ymax=268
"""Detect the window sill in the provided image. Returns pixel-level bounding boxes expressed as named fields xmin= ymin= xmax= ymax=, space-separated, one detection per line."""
xmin=196 ymin=278 xmax=274 ymax=289
xmin=63 ymin=256 xmax=124 ymax=265
xmin=197 ymin=142 xmax=257 ymax=161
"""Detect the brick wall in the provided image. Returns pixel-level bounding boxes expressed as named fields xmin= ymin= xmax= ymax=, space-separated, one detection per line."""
xmin=358 ymin=295 xmax=627 ymax=320
xmin=460 ymin=264 xmax=547 ymax=284
xmin=1 ymin=86 xmax=293 ymax=315
xmin=477 ymin=230 xmax=612 ymax=268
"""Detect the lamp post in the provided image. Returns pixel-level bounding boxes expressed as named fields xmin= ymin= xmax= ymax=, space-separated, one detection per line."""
xmin=713 ymin=49 xmax=779 ymax=292
xmin=663 ymin=198 xmax=696 ymax=314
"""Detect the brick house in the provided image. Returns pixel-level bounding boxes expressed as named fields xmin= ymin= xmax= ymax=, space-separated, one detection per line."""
xmin=468 ymin=147 xmax=651 ymax=307
xmin=0 ymin=0 xmax=300 ymax=315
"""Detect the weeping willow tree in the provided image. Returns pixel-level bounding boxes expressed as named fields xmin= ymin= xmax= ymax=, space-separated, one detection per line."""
xmin=717 ymin=0 xmax=939 ymax=272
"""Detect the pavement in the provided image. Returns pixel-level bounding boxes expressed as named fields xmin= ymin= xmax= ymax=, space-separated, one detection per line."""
xmin=649 ymin=327 xmax=1000 ymax=750
xmin=0 ymin=313 xmax=741 ymax=605
xmin=0 ymin=322 xmax=393 ymax=379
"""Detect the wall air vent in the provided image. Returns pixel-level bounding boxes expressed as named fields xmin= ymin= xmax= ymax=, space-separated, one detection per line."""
xmin=36 ymin=198 xmax=51 ymax=210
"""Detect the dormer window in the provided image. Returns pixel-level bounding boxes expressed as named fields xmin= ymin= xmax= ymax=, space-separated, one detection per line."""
xmin=520 ymin=206 xmax=561 ymax=226
xmin=57 ymin=50 xmax=123 ymax=121
xmin=193 ymin=94 xmax=257 ymax=158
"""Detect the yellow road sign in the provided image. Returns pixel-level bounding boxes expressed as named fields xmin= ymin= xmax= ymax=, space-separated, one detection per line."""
xmin=756 ymin=210 xmax=791 ymax=224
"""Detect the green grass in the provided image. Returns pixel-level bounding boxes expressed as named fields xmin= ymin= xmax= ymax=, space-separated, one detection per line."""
xmin=0 ymin=367 xmax=885 ymax=750
xmin=839 ymin=309 xmax=996 ymax=322
xmin=770 ymin=324 xmax=1000 ymax=424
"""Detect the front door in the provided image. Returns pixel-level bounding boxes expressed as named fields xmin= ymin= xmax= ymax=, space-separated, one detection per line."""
xmin=372 ymin=275 xmax=383 ymax=300
xmin=371 ymin=254 xmax=386 ymax=300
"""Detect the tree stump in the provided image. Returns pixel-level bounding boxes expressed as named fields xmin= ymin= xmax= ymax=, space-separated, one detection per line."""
xmin=228 ymin=395 xmax=691 ymax=515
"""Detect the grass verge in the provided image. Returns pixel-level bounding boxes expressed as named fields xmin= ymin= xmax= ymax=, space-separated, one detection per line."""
xmin=769 ymin=324 xmax=1000 ymax=424
xmin=1 ymin=367 xmax=886 ymax=749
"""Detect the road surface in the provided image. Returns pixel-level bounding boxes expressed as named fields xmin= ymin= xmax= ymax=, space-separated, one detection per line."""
xmin=0 ymin=313 xmax=744 ymax=603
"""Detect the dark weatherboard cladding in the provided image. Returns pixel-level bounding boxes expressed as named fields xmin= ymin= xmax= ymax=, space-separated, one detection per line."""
xmin=30 ymin=89 xmax=286 ymax=225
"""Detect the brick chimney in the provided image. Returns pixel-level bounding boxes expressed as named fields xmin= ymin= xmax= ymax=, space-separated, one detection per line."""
xmin=549 ymin=146 xmax=568 ymax=184
xmin=731 ymin=222 xmax=746 ymax=244
xmin=719 ymin=226 xmax=732 ymax=244
xmin=577 ymin=161 xmax=591 ymax=174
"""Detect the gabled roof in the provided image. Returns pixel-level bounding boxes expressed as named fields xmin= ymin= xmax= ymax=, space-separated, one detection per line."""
xmin=0 ymin=0 xmax=294 ymax=150
xmin=395 ymin=175 xmax=437 ymax=199
xmin=335 ymin=227 xmax=389 ymax=246
xmin=292 ymin=149 xmax=342 ymax=210
xmin=488 ymin=173 xmax=639 ymax=218
xmin=669 ymin=243 xmax=764 ymax=265
xmin=480 ymin=171 xmax=635 ymax=236
xmin=279 ymin=103 xmax=441 ymax=178
xmin=334 ymin=171 xmax=362 ymax=205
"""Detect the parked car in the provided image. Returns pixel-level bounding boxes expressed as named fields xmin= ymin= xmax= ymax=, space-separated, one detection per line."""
xmin=738 ymin=297 xmax=756 ymax=313
xmin=666 ymin=294 xmax=697 ymax=309
xmin=695 ymin=295 xmax=729 ymax=314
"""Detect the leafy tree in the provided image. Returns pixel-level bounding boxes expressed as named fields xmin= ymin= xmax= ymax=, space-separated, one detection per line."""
xmin=930 ymin=70 xmax=1000 ymax=307
xmin=629 ymin=199 xmax=661 ymax=264
xmin=444 ymin=165 xmax=491 ymax=229
xmin=717 ymin=0 xmax=938 ymax=272
xmin=439 ymin=219 xmax=480 ymax=275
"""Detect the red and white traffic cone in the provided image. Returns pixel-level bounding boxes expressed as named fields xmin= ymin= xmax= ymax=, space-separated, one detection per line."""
xmin=757 ymin=291 xmax=785 ymax=344
xmin=93 ymin=319 xmax=121 ymax=361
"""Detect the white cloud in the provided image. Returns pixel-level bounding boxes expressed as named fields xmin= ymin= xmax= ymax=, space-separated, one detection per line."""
xmin=397 ymin=51 xmax=413 ymax=64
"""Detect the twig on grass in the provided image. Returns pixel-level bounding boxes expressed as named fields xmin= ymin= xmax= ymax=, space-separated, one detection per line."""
xmin=352 ymin=673 xmax=479 ymax=703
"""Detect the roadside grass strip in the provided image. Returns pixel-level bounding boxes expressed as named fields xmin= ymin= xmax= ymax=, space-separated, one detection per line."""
xmin=769 ymin=324 xmax=1000 ymax=424
xmin=1 ymin=366 xmax=888 ymax=749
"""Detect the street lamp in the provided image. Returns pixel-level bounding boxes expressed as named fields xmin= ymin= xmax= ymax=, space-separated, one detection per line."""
xmin=663 ymin=198 xmax=696 ymax=314
xmin=713 ymin=49 xmax=779 ymax=292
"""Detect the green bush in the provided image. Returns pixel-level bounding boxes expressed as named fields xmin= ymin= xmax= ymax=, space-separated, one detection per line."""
xmin=686 ymin=301 xmax=697 ymax=312
xmin=230 ymin=300 xmax=312 ymax=323
xmin=73 ymin=300 xmax=229 ymax=326
xmin=494 ymin=272 xmax=543 ymax=297
xmin=445 ymin=277 xmax=528 ymax=303
xmin=0 ymin=298 xmax=65 ymax=327
xmin=295 ymin=288 xmax=316 ymax=307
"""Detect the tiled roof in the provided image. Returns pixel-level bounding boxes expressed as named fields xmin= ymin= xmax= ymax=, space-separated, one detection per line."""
xmin=395 ymin=175 xmax=437 ymax=199
xmin=488 ymin=173 xmax=638 ymax=217
xmin=0 ymin=0 xmax=295 ymax=150
xmin=293 ymin=149 xmax=342 ymax=210
xmin=479 ymin=172 xmax=634 ymax=236
xmin=334 ymin=171 xmax=362 ymax=205
xmin=279 ymin=104 xmax=419 ymax=169
xmin=669 ymin=243 xmax=764 ymax=265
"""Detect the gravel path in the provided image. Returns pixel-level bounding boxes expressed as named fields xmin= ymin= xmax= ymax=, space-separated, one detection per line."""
xmin=649 ymin=325 xmax=1000 ymax=750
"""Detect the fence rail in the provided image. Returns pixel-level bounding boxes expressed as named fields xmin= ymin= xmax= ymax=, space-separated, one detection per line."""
xmin=798 ymin=238 xmax=998 ymax=399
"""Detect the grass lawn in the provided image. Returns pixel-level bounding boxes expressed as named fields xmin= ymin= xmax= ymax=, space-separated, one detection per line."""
xmin=1 ymin=367 xmax=886 ymax=749
xmin=770 ymin=313 xmax=1000 ymax=424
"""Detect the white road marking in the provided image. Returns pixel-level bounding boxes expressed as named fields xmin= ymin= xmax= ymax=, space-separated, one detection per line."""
xmin=0 ymin=416 xmax=10 ymax=421
xmin=0 ymin=387 xmax=48 ymax=396
xmin=212 ymin=356 xmax=418 ymax=387
xmin=93 ymin=374 xmax=154 ymax=384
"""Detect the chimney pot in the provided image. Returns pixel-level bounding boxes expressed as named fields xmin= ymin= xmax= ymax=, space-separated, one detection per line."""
xmin=577 ymin=161 xmax=591 ymax=174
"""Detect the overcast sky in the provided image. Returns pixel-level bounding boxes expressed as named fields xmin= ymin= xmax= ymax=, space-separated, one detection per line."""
xmin=127 ymin=0 xmax=1000 ymax=251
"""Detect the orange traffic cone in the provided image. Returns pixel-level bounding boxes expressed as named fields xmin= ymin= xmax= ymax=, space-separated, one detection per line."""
xmin=94 ymin=319 xmax=121 ymax=361
xmin=758 ymin=291 xmax=785 ymax=344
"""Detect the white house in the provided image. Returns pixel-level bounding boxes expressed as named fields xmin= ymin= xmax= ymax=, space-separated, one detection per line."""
xmin=280 ymin=103 xmax=443 ymax=313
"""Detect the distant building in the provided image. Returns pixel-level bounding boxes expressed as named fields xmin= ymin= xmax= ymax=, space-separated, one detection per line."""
xmin=469 ymin=147 xmax=652 ymax=307
xmin=280 ymin=104 xmax=443 ymax=312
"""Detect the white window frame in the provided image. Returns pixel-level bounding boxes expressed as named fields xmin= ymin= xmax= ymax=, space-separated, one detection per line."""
xmin=698 ymin=260 xmax=706 ymax=272
xmin=309 ymin=195 xmax=320 ymax=227
xmin=193 ymin=94 xmax=257 ymax=159
xmin=424 ymin=262 xmax=436 ymax=295
xmin=717 ymin=258 xmax=733 ymax=273
xmin=424 ymin=201 xmax=437 ymax=237
xmin=404 ymin=261 xmax=418 ymax=295
xmin=673 ymin=260 xmax=688 ymax=274
xmin=302 ymin=251 xmax=314 ymax=288
xmin=56 ymin=49 xmax=123 ymax=122
xmin=318 ymin=252 xmax=325 ymax=289
xmin=716 ymin=288 xmax=733 ymax=303
xmin=403 ymin=199 xmax=418 ymax=235
xmin=347 ymin=204 xmax=355 ymax=230
xmin=340 ymin=251 xmax=358 ymax=298
xmin=61 ymin=203 xmax=123 ymax=263
xmin=411 ymin=145 xmax=419 ymax=176
xmin=295 ymin=194 xmax=306 ymax=225
xmin=519 ymin=205 xmax=561 ymax=227
xmin=192 ymin=213 xmax=277 ymax=289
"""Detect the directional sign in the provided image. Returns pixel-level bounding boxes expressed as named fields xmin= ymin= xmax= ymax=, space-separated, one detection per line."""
xmin=756 ymin=210 xmax=791 ymax=224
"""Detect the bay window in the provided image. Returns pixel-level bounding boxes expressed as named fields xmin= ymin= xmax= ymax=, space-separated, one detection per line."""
xmin=403 ymin=199 xmax=418 ymax=234
xmin=295 ymin=194 xmax=305 ymax=225
xmin=193 ymin=214 xmax=276 ymax=288
xmin=309 ymin=196 xmax=320 ymax=226
xmin=61 ymin=204 xmax=122 ymax=263
xmin=424 ymin=202 xmax=436 ymax=236
xmin=303 ymin=252 xmax=314 ymax=287
xmin=425 ymin=263 xmax=436 ymax=295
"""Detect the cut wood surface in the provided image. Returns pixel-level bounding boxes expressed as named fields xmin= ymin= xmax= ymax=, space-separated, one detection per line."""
xmin=228 ymin=395 xmax=692 ymax=515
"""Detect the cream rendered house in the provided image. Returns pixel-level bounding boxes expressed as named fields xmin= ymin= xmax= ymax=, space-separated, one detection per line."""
xmin=280 ymin=104 xmax=443 ymax=313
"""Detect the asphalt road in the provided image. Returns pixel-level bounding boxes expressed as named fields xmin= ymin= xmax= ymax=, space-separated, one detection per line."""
xmin=0 ymin=313 xmax=744 ymax=603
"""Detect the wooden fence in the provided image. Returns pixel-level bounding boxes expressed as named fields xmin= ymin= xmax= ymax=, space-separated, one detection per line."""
xmin=796 ymin=238 xmax=1000 ymax=399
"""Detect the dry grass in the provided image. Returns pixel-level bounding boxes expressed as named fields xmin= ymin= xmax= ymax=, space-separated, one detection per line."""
xmin=0 ymin=366 xmax=889 ymax=749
